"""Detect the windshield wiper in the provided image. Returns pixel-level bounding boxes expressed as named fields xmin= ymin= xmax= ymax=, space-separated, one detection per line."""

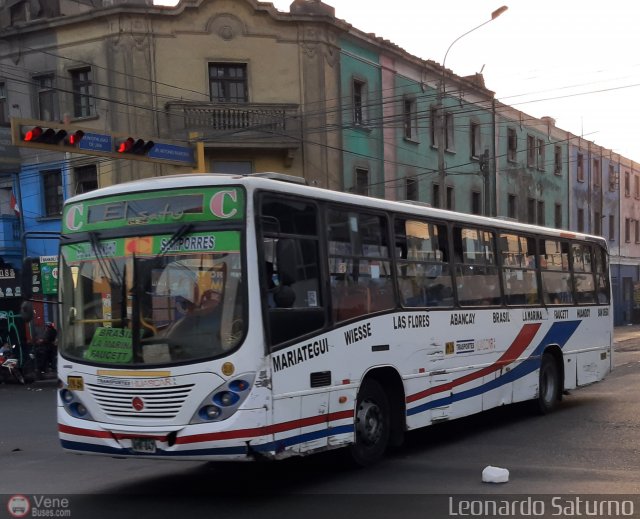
xmin=89 ymin=231 xmax=128 ymax=328
xmin=157 ymin=224 xmax=194 ymax=257
xmin=89 ymin=231 xmax=122 ymax=287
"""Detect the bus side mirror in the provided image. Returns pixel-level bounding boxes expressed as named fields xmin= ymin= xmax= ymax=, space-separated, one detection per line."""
xmin=20 ymin=301 xmax=34 ymax=323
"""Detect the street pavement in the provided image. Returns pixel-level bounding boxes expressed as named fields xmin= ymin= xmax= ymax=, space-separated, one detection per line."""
xmin=613 ymin=324 xmax=640 ymax=344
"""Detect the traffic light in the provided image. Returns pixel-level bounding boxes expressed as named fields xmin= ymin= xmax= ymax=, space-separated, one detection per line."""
xmin=116 ymin=137 xmax=155 ymax=155
xmin=20 ymin=124 xmax=84 ymax=150
xmin=66 ymin=130 xmax=85 ymax=147
xmin=23 ymin=126 xmax=67 ymax=145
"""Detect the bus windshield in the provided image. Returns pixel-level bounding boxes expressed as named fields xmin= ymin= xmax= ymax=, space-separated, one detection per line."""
xmin=59 ymin=230 xmax=245 ymax=367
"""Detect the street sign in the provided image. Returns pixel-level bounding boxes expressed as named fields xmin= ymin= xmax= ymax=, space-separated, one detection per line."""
xmin=148 ymin=142 xmax=195 ymax=165
xmin=78 ymin=132 xmax=113 ymax=153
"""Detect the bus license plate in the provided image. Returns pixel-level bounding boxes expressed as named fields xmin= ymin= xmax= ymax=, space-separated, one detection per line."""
xmin=131 ymin=438 xmax=156 ymax=454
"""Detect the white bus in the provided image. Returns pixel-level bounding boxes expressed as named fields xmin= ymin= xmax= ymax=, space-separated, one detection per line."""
xmin=56 ymin=173 xmax=612 ymax=465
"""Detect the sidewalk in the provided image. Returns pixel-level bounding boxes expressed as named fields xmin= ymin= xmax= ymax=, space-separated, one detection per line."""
xmin=614 ymin=324 xmax=640 ymax=344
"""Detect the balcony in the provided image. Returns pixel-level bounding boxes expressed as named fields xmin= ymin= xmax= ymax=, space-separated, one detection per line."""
xmin=164 ymin=101 xmax=302 ymax=150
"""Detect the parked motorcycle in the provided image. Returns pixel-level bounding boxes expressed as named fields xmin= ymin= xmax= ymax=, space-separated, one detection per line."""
xmin=0 ymin=343 xmax=37 ymax=384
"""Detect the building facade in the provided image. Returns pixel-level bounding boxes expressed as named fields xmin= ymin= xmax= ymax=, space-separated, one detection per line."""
xmin=0 ymin=0 xmax=638 ymax=323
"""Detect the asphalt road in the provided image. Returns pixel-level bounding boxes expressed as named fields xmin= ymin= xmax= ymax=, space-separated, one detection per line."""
xmin=1 ymin=328 xmax=639 ymax=518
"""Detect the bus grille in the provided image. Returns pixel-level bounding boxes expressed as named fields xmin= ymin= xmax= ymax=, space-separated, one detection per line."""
xmin=86 ymin=383 xmax=196 ymax=419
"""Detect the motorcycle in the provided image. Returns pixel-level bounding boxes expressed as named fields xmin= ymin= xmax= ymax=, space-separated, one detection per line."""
xmin=0 ymin=343 xmax=37 ymax=385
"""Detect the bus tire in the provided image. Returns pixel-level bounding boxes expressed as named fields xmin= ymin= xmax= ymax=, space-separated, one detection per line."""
xmin=350 ymin=378 xmax=390 ymax=467
xmin=536 ymin=352 xmax=560 ymax=414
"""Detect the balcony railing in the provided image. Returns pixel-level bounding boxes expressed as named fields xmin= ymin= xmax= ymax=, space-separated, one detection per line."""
xmin=164 ymin=101 xmax=301 ymax=148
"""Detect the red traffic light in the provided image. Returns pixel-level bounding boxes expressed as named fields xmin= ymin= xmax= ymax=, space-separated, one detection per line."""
xmin=22 ymin=126 xmax=67 ymax=145
xmin=67 ymin=130 xmax=85 ymax=146
xmin=117 ymin=137 xmax=155 ymax=155
xmin=24 ymin=126 xmax=43 ymax=141
xmin=117 ymin=137 xmax=135 ymax=153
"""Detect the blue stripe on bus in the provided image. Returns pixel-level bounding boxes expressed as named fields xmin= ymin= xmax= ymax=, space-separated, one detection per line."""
xmin=407 ymin=320 xmax=582 ymax=417
xmin=252 ymin=424 xmax=355 ymax=453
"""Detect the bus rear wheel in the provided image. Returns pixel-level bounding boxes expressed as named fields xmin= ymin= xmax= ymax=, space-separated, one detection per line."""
xmin=536 ymin=353 xmax=560 ymax=414
xmin=350 ymin=379 xmax=390 ymax=466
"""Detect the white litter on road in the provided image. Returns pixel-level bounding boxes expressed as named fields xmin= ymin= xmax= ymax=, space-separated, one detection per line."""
xmin=482 ymin=465 xmax=510 ymax=483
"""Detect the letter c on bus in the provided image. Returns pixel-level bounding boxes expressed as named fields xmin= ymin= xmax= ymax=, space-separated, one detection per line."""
xmin=210 ymin=190 xmax=238 ymax=219
xmin=66 ymin=204 xmax=84 ymax=231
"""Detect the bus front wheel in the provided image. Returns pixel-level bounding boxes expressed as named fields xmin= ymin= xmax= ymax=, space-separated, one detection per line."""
xmin=537 ymin=353 xmax=560 ymax=414
xmin=350 ymin=379 xmax=390 ymax=466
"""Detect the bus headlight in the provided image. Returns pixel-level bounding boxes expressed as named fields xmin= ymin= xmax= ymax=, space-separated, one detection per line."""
xmin=59 ymin=386 xmax=94 ymax=421
xmin=191 ymin=373 xmax=255 ymax=424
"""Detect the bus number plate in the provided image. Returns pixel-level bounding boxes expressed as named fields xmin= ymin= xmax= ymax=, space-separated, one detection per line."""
xmin=131 ymin=438 xmax=156 ymax=454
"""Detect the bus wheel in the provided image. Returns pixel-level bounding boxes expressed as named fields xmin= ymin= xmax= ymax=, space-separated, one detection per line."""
xmin=350 ymin=379 xmax=390 ymax=466
xmin=537 ymin=353 xmax=560 ymax=414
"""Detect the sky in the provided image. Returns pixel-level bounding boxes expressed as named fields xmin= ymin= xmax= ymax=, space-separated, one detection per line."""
xmin=154 ymin=0 xmax=640 ymax=162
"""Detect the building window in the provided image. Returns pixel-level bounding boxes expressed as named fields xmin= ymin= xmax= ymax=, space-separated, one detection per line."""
xmin=609 ymin=164 xmax=617 ymax=191
xmin=352 ymin=79 xmax=366 ymax=126
xmin=209 ymin=63 xmax=248 ymax=103
xmin=35 ymin=74 xmax=58 ymax=122
xmin=537 ymin=138 xmax=545 ymax=171
xmin=554 ymin=145 xmax=562 ymax=175
xmin=403 ymin=98 xmax=417 ymax=140
xmin=405 ymin=176 xmax=418 ymax=201
xmin=471 ymin=191 xmax=481 ymax=215
xmin=508 ymin=194 xmax=517 ymax=220
xmin=0 ymin=82 xmax=8 ymax=127
xmin=432 ymin=183 xmax=440 ymax=208
xmin=507 ymin=128 xmax=517 ymax=162
xmin=636 ymin=221 xmax=640 ymax=244
xmin=42 ymin=169 xmax=63 ymax=217
xmin=527 ymin=135 xmax=536 ymax=167
xmin=537 ymin=200 xmax=545 ymax=226
xmin=70 ymin=68 xmax=93 ymax=118
xmin=625 ymin=171 xmax=631 ymax=196
xmin=470 ymin=122 xmax=481 ymax=158
xmin=10 ymin=1 xmax=28 ymax=23
xmin=635 ymin=175 xmax=640 ymax=199
xmin=577 ymin=153 xmax=584 ymax=182
xmin=577 ymin=208 xmax=584 ymax=233
xmin=446 ymin=186 xmax=454 ymax=210
xmin=527 ymin=198 xmax=535 ymax=224
xmin=212 ymin=161 xmax=252 ymax=174
xmin=354 ymin=168 xmax=369 ymax=195
xmin=594 ymin=211 xmax=601 ymax=236
xmin=74 ymin=165 xmax=98 ymax=195
xmin=555 ymin=203 xmax=562 ymax=229
xmin=593 ymin=159 xmax=601 ymax=187
xmin=609 ymin=214 xmax=615 ymax=241
xmin=625 ymin=218 xmax=631 ymax=243
xmin=445 ymin=112 xmax=454 ymax=150
xmin=430 ymin=106 xmax=438 ymax=147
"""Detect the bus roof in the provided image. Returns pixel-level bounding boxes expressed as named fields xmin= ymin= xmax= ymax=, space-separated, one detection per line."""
xmin=65 ymin=172 xmax=607 ymax=247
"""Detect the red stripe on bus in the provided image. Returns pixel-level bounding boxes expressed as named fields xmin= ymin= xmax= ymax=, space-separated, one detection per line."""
xmin=176 ymin=409 xmax=354 ymax=445
xmin=406 ymin=323 xmax=542 ymax=404
xmin=59 ymin=410 xmax=355 ymax=445
xmin=58 ymin=424 xmax=113 ymax=439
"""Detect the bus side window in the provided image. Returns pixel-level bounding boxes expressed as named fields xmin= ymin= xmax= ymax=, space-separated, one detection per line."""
xmin=572 ymin=242 xmax=596 ymax=304
xmin=454 ymin=226 xmax=500 ymax=307
xmin=500 ymin=233 xmax=540 ymax=306
xmin=594 ymin=245 xmax=610 ymax=304
xmin=394 ymin=218 xmax=453 ymax=308
xmin=541 ymin=239 xmax=574 ymax=305
xmin=258 ymin=195 xmax=326 ymax=346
